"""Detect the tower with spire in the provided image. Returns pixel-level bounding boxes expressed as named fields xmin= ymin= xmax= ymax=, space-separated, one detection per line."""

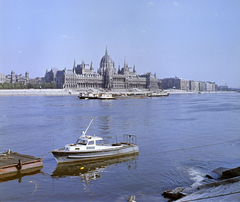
xmin=73 ymin=60 xmax=76 ymax=73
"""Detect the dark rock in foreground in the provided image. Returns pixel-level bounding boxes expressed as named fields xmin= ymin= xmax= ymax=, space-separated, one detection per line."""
xmin=222 ymin=166 xmax=240 ymax=179
xmin=162 ymin=166 xmax=240 ymax=201
xmin=162 ymin=187 xmax=186 ymax=200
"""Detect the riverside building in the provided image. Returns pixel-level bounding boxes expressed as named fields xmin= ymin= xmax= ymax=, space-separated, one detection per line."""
xmin=47 ymin=48 xmax=158 ymax=90
xmin=161 ymin=77 xmax=217 ymax=91
xmin=0 ymin=71 xmax=44 ymax=86
xmin=3 ymin=71 xmax=29 ymax=85
xmin=0 ymin=73 xmax=5 ymax=84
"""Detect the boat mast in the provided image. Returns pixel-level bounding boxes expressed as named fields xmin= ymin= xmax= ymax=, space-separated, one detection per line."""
xmin=82 ymin=118 xmax=93 ymax=137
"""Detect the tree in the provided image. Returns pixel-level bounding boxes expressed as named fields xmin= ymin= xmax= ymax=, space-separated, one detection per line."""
xmin=14 ymin=82 xmax=21 ymax=89
xmin=41 ymin=82 xmax=48 ymax=89
xmin=50 ymin=81 xmax=56 ymax=89
xmin=27 ymin=83 xmax=33 ymax=89
xmin=41 ymin=81 xmax=56 ymax=89
xmin=3 ymin=82 xmax=12 ymax=89
xmin=33 ymin=83 xmax=40 ymax=89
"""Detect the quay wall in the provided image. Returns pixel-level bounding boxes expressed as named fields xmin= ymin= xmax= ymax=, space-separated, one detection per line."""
xmin=0 ymin=89 xmax=78 ymax=96
xmin=0 ymin=89 xmax=237 ymax=96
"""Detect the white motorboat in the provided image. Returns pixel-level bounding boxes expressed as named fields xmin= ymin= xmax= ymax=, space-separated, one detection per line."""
xmin=52 ymin=119 xmax=139 ymax=163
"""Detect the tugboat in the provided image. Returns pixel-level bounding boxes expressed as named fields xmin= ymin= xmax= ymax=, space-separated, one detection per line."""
xmin=51 ymin=119 xmax=139 ymax=164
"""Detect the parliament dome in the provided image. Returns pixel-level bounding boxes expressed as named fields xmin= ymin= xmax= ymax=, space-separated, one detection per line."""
xmin=100 ymin=48 xmax=113 ymax=64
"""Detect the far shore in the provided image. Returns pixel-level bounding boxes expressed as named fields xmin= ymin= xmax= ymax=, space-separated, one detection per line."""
xmin=0 ymin=89 xmax=237 ymax=96
xmin=0 ymin=89 xmax=79 ymax=96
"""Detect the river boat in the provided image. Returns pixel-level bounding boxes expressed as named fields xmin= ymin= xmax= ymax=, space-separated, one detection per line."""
xmin=78 ymin=92 xmax=99 ymax=99
xmin=78 ymin=92 xmax=115 ymax=100
xmin=147 ymin=91 xmax=169 ymax=97
xmin=97 ymin=93 xmax=115 ymax=100
xmin=115 ymin=94 xmax=148 ymax=99
xmin=51 ymin=119 xmax=139 ymax=164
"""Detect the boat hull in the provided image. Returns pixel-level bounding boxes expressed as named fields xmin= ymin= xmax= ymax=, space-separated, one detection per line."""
xmin=52 ymin=144 xmax=139 ymax=164
xmin=0 ymin=161 xmax=43 ymax=180
xmin=78 ymin=96 xmax=98 ymax=99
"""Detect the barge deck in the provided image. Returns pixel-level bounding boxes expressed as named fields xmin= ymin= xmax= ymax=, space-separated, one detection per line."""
xmin=0 ymin=151 xmax=43 ymax=180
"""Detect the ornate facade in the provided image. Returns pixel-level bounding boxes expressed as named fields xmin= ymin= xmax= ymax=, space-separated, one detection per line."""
xmin=4 ymin=71 xmax=29 ymax=85
xmin=52 ymin=48 xmax=158 ymax=90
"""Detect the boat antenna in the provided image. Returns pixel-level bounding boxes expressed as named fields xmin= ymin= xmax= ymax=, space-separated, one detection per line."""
xmin=82 ymin=118 xmax=93 ymax=137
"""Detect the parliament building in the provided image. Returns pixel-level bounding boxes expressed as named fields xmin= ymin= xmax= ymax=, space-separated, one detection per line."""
xmin=45 ymin=48 xmax=158 ymax=90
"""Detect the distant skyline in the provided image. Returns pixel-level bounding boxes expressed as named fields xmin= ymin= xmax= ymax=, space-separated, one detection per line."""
xmin=0 ymin=0 xmax=239 ymax=87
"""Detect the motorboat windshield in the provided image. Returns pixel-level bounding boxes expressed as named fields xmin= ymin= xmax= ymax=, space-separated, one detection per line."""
xmin=76 ymin=139 xmax=87 ymax=145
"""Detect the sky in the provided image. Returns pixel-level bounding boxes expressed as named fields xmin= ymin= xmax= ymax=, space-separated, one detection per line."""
xmin=0 ymin=0 xmax=240 ymax=88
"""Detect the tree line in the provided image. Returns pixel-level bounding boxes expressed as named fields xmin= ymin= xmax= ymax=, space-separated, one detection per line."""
xmin=0 ymin=81 xmax=56 ymax=89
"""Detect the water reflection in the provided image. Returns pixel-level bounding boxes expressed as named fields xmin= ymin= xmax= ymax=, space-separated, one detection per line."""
xmin=51 ymin=154 xmax=138 ymax=182
xmin=0 ymin=167 xmax=43 ymax=183
xmin=98 ymin=115 xmax=112 ymax=132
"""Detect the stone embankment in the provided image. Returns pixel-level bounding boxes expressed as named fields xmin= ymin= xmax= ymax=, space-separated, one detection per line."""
xmin=162 ymin=166 xmax=240 ymax=201
xmin=0 ymin=89 xmax=155 ymax=96
xmin=0 ymin=89 xmax=236 ymax=96
xmin=0 ymin=89 xmax=79 ymax=96
xmin=165 ymin=89 xmax=237 ymax=94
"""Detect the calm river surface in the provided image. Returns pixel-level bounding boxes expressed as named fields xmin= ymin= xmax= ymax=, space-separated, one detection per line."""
xmin=0 ymin=93 xmax=240 ymax=201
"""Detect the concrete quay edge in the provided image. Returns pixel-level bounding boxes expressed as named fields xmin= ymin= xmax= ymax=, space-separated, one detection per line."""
xmin=0 ymin=89 xmax=237 ymax=96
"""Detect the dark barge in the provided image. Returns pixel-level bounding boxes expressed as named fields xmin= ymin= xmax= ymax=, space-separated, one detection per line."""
xmin=0 ymin=150 xmax=43 ymax=180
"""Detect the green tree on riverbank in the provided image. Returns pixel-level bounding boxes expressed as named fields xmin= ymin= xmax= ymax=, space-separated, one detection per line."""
xmin=0 ymin=81 xmax=57 ymax=89
xmin=0 ymin=82 xmax=26 ymax=89
xmin=41 ymin=81 xmax=56 ymax=89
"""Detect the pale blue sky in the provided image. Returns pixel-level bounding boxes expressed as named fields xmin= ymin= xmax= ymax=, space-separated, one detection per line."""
xmin=0 ymin=0 xmax=240 ymax=87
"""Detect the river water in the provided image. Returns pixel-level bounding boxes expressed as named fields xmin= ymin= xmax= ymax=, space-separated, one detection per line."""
xmin=0 ymin=93 xmax=240 ymax=201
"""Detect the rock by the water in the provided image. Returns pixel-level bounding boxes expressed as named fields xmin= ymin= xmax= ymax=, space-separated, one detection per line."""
xmin=212 ymin=167 xmax=229 ymax=176
xmin=128 ymin=195 xmax=136 ymax=202
xmin=205 ymin=167 xmax=229 ymax=179
xmin=162 ymin=187 xmax=186 ymax=200
xmin=222 ymin=166 xmax=240 ymax=179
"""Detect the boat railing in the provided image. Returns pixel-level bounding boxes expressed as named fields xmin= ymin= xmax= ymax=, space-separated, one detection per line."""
xmin=122 ymin=134 xmax=137 ymax=145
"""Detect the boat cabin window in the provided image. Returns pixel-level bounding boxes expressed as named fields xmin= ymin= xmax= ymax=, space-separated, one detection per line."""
xmin=88 ymin=140 xmax=94 ymax=145
xmin=76 ymin=139 xmax=87 ymax=145
xmin=96 ymin=140 xmax=104 ymax=146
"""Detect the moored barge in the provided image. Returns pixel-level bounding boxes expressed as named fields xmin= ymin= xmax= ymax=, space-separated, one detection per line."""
xmin=0 ymin=150 xmax=43 ymax=180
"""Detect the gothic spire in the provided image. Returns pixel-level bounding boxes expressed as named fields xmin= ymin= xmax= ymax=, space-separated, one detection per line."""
xmin=90 ymin=60 xmax=93 ymax=70
xmin=73 ymin=59 xmax=76 ymax=68
xmin=124 ymin=57 xmax=127 ymax=68
xmin=105 ymin=45 xmax=108 ymax=55
xmin=118 ymin=64 xmax=121 ymax=74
